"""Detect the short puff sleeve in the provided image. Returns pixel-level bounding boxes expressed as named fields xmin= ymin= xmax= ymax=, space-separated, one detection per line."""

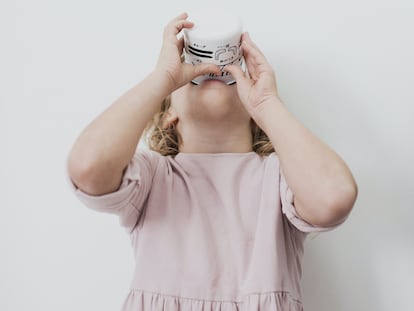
xmin=279 ymin=169 xmax=348 ymax=233
xmin=67 ymin=150 xmax=159 ymax=233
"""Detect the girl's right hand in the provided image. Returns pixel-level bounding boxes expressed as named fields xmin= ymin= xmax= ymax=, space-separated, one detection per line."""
xmin=154 ymin=13 xmax=221 ymax=92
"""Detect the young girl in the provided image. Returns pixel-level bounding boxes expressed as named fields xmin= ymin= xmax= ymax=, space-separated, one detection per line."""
xmin=67 ymin=13 xmax=357 ymax=311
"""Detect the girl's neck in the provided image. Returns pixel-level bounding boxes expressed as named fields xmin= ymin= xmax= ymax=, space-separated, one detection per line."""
xmin=178 ymin=120 xmax=253 ymax=154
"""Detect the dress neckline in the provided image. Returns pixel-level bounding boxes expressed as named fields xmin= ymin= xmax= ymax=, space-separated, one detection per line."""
xmin=175 ymin=151 xmax=257 ymax=158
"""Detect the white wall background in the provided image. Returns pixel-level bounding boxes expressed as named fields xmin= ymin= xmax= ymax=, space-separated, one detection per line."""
xmin=1 ymin=0 xmax=413 ymax=310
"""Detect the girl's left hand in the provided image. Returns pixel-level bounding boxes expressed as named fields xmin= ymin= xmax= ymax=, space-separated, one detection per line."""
xmin=224 ymin=32 xmax=280 ymax=116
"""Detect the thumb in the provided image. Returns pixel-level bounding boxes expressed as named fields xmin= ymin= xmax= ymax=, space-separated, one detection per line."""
xmin=224 ymin=64 xmax=251 ymax=89
xmin=184 ymin=63 xmax=221 ymax=80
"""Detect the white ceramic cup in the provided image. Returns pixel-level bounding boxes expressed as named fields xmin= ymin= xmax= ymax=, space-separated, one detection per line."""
xmin=183 ymin=10 xmax=245 ymax=85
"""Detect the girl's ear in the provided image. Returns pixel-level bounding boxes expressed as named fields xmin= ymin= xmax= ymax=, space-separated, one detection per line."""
xmin=161 ymin=106 xmax=179 ymax=129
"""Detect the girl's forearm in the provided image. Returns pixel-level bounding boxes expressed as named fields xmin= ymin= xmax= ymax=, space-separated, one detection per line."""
xmin=254 ymin=98 xmax=358 ymax=223
xmin=68 ymin=71 xmax=171 ymax=195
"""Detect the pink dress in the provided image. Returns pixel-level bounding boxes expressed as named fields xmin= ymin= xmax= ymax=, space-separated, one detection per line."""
xmin=69 ymin=150 xmax=346 ymax=311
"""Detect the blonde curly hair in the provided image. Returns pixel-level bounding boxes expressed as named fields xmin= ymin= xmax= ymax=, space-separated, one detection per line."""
xmin=144 ymin=95 xmax=275 ymax=156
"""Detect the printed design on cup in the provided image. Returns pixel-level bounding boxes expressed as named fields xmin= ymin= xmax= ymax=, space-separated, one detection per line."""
xmin=182 ymin=10 xmax=244 ymax=85
xmin=214 ymin=45 xmax=239 ymax=63
xmin=184 ymin=41 xmax=244 ymax=85
xmin=188 ymin=45 xmax=213 ymax=59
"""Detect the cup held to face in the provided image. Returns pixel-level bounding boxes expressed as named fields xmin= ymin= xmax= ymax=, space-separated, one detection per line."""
xmin=183 ymin=10 xmax=245 ymax=85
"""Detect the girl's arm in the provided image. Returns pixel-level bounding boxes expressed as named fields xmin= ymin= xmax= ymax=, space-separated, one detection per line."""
xmin=255 ymin=98 xmax=357 ymax=227
xmin=67 ymin=13 xmax=220 ymax=196
xmin=226 ymin=33 xmax=357 ymax=227
xmin=67 ymin=72 xmax=169 ymax=196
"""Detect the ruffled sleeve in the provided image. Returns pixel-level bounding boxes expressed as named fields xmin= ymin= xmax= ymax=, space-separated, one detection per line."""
xmin=67 ymin=150 xmax=159 ymax=233
xmin=279 ymin=168 xmax=348 ymax=233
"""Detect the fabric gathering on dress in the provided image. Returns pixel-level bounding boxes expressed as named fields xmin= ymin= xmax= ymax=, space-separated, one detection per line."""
xmin=68 ymin=150 xmax=346 ymax=311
